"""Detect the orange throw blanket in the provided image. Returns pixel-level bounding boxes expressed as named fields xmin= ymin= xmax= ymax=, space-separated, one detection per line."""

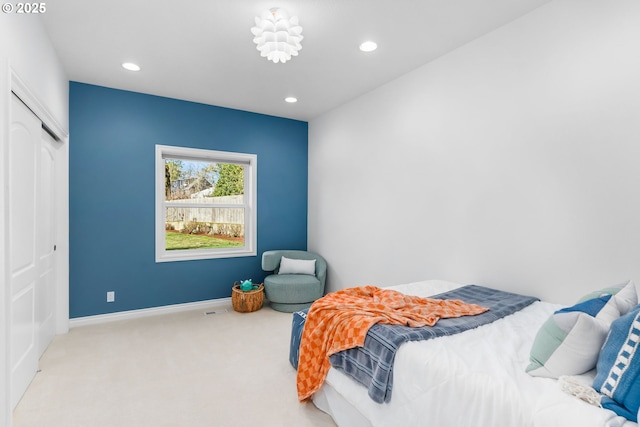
xmin=296 ymin=285 xmax=489 ymax=401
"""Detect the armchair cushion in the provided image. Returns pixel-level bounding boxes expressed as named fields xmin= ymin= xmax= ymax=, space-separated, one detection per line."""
xmin=279 ymin=256 xmax=316 ymax=275
xmin=264 ymin=274 xmax=323 ymax=303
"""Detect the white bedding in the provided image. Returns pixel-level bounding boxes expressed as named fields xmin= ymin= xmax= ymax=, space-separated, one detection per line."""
xmin=311 ymin=280 xmax=638 ymax=427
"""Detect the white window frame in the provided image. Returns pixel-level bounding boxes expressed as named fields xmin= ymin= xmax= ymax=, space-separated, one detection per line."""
xmin=155 ymin=145 xmax=257 ymax=262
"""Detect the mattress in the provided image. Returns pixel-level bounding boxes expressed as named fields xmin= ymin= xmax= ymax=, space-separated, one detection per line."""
xmin=309 ymin=280 xmax=638 ymax=427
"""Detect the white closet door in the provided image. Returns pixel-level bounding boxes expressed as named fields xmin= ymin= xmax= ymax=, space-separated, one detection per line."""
xmin=9 ymin=93 xmax=40 ymax=408
xmin=36 ymin=128 xmax=56 ymax=357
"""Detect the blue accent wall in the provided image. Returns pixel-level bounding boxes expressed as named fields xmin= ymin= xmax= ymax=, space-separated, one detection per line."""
xmin=69 ymin=82 xmax=308 ymax=318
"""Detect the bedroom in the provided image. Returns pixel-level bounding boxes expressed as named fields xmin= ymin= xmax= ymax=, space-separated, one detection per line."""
xmin=1 ymin=0 xmax=640 ymax=425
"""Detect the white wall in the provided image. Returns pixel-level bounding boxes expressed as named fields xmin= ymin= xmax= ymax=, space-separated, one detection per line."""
xmin=308 ymin=0 xmax=640 ymax=305
xmin=0 ymin=14 xmax=69 ymax=124
xmin=0 ymin=12 xmax=68 ymax=426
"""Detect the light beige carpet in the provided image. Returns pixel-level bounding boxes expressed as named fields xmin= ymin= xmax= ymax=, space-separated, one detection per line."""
xmin=13 ymin=303 xmax=337 ymax=427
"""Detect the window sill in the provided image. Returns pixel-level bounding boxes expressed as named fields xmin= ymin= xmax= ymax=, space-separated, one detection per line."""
xmin=155 ymin=247 xmax=256 ymax=263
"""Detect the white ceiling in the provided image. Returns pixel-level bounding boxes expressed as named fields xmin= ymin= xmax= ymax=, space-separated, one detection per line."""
xmin=41 ymin=0 xmax=550 ymax=122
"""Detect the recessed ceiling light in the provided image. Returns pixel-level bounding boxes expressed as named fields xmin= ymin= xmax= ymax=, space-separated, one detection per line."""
xmin=285 ymin=97 xmax=298 ymax=103
xmin=122 ymin=62 xmax=141 ymax=71
xmin=359 ymin=41 xmax=378 ymax=52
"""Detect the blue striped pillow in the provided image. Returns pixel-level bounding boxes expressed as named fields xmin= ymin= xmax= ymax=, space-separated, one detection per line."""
xmin=593 ymin=305 xmax=640 ymax=422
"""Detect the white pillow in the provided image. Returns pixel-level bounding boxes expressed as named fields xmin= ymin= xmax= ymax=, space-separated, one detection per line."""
xmin=578 ymin=280 xmax=638 ymax=315
xmin=526 ymin=294 xmax=621 ymax=378
xmin=527 ymin=311 xmax=611 ymax=378
xmin=278 ymin=256 xmax=316 ymax=275
xmin=611 ymin=280 xmax=639 ymax=314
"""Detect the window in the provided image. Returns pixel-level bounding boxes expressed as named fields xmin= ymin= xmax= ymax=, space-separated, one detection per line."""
xmin=155 ymin=145 xmax=257 ymax=262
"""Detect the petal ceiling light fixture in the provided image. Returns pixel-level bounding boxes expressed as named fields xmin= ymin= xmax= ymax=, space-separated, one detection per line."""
xmin=251 ymin=8 xmax=303 ymax=64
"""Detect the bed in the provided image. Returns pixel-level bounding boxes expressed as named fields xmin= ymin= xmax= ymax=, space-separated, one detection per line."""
xmin=290 ymin=280 xmax=640 ymax=427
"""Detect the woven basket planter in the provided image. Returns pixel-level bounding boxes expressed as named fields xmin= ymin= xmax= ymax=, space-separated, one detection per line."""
xmin=232 ymin=283 xmax=264 ymax=313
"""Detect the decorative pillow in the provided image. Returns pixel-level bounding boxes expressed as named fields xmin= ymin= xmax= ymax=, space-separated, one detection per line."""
xmin=592 ymin=306 xmax=640 ymax=422
xmin=578 ymin=280 xmax=638 ymax=315
xmin=610 ymin=280 xmax=638 ymax=315
xmin=278 ymin=256 xmax=316 ymax=275
xmin=526 ymin=295 xmax=621 ymax=378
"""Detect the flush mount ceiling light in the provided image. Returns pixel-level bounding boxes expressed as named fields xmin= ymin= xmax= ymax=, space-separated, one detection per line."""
xmin=285 ymin=97 xmax=298 ymax=103
xmin=359 ymin=41 xmax=378 ymax=52
xmin=122 ymin=62 xmax=141 ymax=71
xmin=251 ymin=8 xmax=303 ymax=64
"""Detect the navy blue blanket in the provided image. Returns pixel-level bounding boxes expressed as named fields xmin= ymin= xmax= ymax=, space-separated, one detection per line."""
xmin=294 ymin=285 xmax=539 ymax=403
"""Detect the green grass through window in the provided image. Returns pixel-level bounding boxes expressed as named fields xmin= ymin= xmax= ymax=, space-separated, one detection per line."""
xmin=166 ymin=231 xmax=243 ymax=250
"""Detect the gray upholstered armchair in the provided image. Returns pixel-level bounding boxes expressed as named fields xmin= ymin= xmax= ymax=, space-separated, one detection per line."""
xmin=261 ymin=250 xmax=327 ymax=312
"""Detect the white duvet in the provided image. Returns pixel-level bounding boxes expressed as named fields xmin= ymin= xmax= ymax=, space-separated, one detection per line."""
xmin=313 ymin=280 xmax=638 ymax=427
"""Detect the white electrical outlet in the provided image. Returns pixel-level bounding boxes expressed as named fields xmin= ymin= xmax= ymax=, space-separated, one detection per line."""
xmin=107 ymin=291 xmax=115 ymax=302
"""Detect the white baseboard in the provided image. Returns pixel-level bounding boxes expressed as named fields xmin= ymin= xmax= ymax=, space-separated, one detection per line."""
xmin=69 ymin=297 xmax=233 ymax=328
